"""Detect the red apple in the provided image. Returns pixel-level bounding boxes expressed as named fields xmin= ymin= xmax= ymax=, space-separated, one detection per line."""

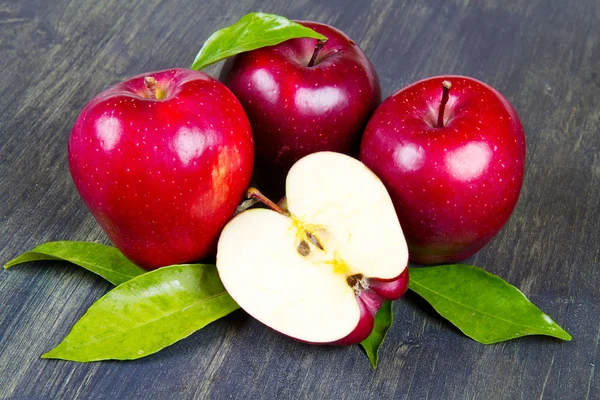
xmin=219 ymin=21 xmax=381 ymax=198
xmin=360 ymin=76 xmax=526 ymax=264
xmin=68 ymin=68 xmax=254 ymax=269
xmin=216 ymin=152 xmax=409 ymax=345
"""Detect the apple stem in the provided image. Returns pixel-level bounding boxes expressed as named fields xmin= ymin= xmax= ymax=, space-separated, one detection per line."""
xmin=144 ymin=76 xmax=157 ymax=100
xmin=234 ymin=197 xmax=260 ymax=216
xmin=437 ymin=80 xmax=452 ymax=128
xmin=307 ymin=40 xmax=326 ymax=67
xmin=247 ymin=187 xmax=290 ymax=217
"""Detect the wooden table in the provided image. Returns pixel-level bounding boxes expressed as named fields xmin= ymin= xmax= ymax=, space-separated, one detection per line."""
xmin=1 ymin=1 xmax=598 ymax=398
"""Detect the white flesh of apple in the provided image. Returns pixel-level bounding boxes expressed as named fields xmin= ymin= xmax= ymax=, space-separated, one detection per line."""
xmin=217 ymin=152 xmax=408 ymax=343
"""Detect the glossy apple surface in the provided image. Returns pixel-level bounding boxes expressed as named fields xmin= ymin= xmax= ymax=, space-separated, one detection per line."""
xmin=217 ymin=152 xmax=409 ymax=345
xmin=220 ymin=21 xmax=381 ymax=198
xmin=69 ymin=68 xmax=254 ymax=269
xmin=360 ymin=76 xmax=526 ymax=264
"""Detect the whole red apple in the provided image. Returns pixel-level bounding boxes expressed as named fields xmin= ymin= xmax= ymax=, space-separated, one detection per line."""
xmin=360 ymin=76 xmax=526 ymax=264
xmin=220 ymin=21 xmax=381 ymax=198
xmin=68 ymin=68 xmax=254 ymax=269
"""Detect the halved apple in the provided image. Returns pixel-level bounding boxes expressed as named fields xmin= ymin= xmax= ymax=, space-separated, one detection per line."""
xmin=216 ymin=152 xmax=409 ymax=345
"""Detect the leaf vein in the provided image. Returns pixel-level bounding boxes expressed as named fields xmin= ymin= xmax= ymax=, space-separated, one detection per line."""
xmin=409 ymin=279 xmax=555 ymax=332
xmin=50 ymin=291 xmax=235 ymax=354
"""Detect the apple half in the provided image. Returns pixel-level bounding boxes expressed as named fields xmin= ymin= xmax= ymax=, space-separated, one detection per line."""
xmin=216 ymin=152 xmax=409 ymax=345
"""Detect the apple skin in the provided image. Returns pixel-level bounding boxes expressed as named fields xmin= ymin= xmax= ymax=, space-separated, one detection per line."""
xmin=68 ymin=68 xmax=254 ymax=269
xmin=220 ymin=21 xmax=381 ymax=198
xmin=360 ymin=75 xmax=526 ymax=264
xmin=333 ymin=269 xmax=409 ymax=345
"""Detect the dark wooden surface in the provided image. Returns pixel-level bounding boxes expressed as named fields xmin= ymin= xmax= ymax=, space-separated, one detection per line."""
xmin=1 ymin=0 xmax=598 ymax=399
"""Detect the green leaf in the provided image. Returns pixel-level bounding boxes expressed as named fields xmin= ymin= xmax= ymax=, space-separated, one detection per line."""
xmin=4 ymin=241 xmax=145 ymax=286
xmin=42 ymin=264 xmax=239 ymax=362
xmin=408 ymin=264 xmax=572 ymax=344
xmin=191 ymin=12 xmax=327 ymax=70
xmin=360 ymin=300 xmax=393 ymax=368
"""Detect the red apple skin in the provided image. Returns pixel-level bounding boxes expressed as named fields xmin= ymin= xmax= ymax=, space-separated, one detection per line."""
xmin=360 ymin=76 xmax=526 ymax=264
xmin=220 ymin=21 xmax=381 ymax=198
xmin=68 ymin=68 xmax=254 ymax=270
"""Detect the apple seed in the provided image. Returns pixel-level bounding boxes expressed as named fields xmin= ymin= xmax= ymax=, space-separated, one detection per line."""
xmin=305 ymin=231 xmax=324 ymax=251
xmin=297 ymin=240 xmax=311 ymax=256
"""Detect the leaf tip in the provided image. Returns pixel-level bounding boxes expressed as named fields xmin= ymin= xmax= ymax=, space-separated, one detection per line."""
xmin=314 ymin=32 xmax=328 ymax=41
xmin=555 ymin=323 xmax=572 ymax=341
xmin=358 ymin=343 xmax=379 ymax=369
xmin=559 ymin=330 xmax=573 ymax=341
xmin=40 ymin=351 xmax=55 ymax=359
xmin=42 ymin=347 xmax=74 ymax=361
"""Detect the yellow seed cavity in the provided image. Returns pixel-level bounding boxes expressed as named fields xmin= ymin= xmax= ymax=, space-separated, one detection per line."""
xmin=325 ymin=253 xmax=352 ymax=276
xmin=291 ymin=217 xmax=325 ymax=250
xmin=290 ymin=217 xmax=352 ymax=277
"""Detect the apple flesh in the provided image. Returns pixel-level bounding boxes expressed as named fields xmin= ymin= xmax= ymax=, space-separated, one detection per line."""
xmin=68 ymin=68 xmax=254 ymax=269
xmin=360 ymin=76 xmax=526 ymax=264
xmin=216 ymin=152 xmax=408 ymax=345
xmin=220 ymin=21 xmax=381 ymax=198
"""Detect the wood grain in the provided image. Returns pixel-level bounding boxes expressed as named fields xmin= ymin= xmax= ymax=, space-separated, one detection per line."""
xmin=1 ymin=0 xmax=598 ymax=398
